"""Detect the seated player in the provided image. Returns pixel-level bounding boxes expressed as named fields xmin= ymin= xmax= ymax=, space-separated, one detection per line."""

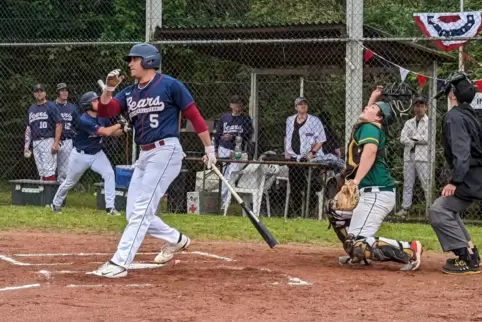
xmin=50 ymin=91 xmax=129 ymax=215
xmin=326 ymin=87 xmax=423 ymax=271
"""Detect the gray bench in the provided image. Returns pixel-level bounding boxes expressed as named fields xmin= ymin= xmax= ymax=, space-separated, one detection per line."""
xmin=9 ymin=179 xmax=61 ymax=207
xmin=93 ymin=182 xmax=128 ymax=211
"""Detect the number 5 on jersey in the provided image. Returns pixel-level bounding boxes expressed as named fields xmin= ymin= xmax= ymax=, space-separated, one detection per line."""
xmin=149 ymin=114 xmax=159 ymax=128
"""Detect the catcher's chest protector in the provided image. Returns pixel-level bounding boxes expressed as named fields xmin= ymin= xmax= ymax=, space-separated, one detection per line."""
xmin=345 ymin=122 xmax=386 ymax=178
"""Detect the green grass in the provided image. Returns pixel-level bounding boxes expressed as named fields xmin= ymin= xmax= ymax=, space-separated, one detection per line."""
xmin=2 ymin=200 xmax=482 ymax=253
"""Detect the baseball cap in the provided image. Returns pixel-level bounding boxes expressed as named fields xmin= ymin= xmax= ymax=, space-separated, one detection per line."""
xmin=413 ymin=96 xmax=427 ymax=104
xmin=295 ymin=97 xmax=308 ymax=105
xmin=434 ymin=71 xmax=474 ymax=102
xmin=56 ymin=82 xmax=68 ymax=92
xmin=33 ymin=84 xmax=45 ymax=92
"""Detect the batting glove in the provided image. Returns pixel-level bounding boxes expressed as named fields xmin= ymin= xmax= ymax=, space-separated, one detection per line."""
xmin=118 ymin=115 xmax=131 ymax=133
xmin=105 ymin=69 xmax=125 ymax=92
xmin=203 ymin=145 xmax=217 ymax=169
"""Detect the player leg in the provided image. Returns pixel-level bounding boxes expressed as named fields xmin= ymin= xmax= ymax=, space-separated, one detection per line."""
xmin=93 ymin=138 xmax=185 ymax=278
xmin=57 ymin=139 xmax=73 ymax=183
xmin=397 ymin=159 xmax=415 ymax=215
xmin=90 ymin=150 xmax=119 ymax=215
xmin=415 ymin=161 xmax=430 ymax=202
xmin=32 ymin=140 xmax=45 ymax=179
xmin=217 ymin=146 xmax=233 ymax=208
xmin=51 ymin=149 xmax=92 ymax=213
xmin=428 ymin=195 xmax=480 ymax=274
xmin=342 ymin=189 xmax=422 ymax=270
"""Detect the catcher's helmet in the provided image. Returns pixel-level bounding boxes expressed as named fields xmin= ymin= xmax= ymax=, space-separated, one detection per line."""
xmin=123 ymin=43 xmax=160 ymax=70
xmin=375 ymin=101 xmax=394 ymax=126
xmin=79 ymin=91 xmax=99 ymax=112
xmin=434 ymin=71 xmax=476 ymax=104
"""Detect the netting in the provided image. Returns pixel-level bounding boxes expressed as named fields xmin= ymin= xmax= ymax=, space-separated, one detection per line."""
xmin=1 ymin=0 xmax=482 ymax=221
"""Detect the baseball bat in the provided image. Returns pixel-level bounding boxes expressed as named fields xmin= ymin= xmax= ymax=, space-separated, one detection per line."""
xmin=210 ymin=165 xmax=278 ymax=249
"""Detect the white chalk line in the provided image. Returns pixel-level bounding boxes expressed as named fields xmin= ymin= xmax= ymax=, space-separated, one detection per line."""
xmin=0 ymin=283 xmax=40 ymax=292
xmin=0 ymin=255 xmax=73 ymax=266
xmin=66 ymin=283 xmax=152 ymax=288
xmin=13 ymin=251 xmax=235 ymax=262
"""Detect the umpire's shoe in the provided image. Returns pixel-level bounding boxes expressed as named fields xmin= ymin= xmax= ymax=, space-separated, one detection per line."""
xmin=154 ymin=233 xmax=191 ymax=264
xmin=445 ymin=246 xmax=481 ymax=266
xmin=442 ymin=252 xmax=481 ymax=275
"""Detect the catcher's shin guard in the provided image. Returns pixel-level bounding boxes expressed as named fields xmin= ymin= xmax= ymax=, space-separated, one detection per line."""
xmin=367 ymin=237 xmax=413 ymax=264
xmin=326 ymin=199 xmax=352 ymax=243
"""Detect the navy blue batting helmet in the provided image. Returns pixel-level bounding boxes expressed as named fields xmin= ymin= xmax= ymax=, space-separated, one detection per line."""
xmin=79 ymin=91 xmax=99 ymax=111
xmin=123 ymin=43 xmax=160 ymax=70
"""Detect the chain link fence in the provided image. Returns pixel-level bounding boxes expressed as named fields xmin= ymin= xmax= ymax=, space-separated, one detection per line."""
xmin=1 ymin=0 xmax=482 ymax=221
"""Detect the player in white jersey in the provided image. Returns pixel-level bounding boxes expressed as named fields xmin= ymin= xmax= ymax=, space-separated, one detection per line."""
xmin=91 ymin=43 xmax=216 ymax=278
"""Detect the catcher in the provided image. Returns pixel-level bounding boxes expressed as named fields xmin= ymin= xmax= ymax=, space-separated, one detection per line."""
xmin=327 ymin=87 xmax=423 ymax=271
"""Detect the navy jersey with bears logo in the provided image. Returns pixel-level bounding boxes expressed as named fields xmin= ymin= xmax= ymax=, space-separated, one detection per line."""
xmin=113 ymin=73 xmax=194 ymax=145
xmin=26 ymin=101 xmax=61 ymax=140
xmin=55 ymin=101 xmax=80 ymax=140
xmin=73 ymin=113 xmax=110 ymax=154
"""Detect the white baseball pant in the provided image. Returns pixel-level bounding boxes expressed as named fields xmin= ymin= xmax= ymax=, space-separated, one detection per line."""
xmin=401 ymin=156 xmax=429 ymax=209
xmin=217 ymin=145 xmax=243 ymax=206
xmin=111 ymin=137 xmax=183 ymax=267
xmin=52 ymin=149 xmax=115 ymax=208
xmin=32 ymin=138 xmax=57 ymax=178
xmin=57 ymin=139 xmax=73 ymax=183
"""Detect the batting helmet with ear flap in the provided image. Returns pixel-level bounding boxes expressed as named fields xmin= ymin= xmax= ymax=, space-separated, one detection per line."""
xmin=79 ymin=91 xmax=99 ymax=112
xmin=123 ymin=43 xmax=161 ymax=70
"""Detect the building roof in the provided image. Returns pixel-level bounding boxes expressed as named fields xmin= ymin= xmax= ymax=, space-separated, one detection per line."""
xmin=153 ymin=21 xmax=454 ymax=69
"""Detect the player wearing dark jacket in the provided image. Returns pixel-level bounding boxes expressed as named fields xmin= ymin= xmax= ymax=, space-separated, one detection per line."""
xmin=429 ymin=72 xmax=481 ymax=275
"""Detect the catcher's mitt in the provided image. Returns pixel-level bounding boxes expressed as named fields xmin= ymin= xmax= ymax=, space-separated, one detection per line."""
xmin=332 ymin=180 xmax=359 ymax=211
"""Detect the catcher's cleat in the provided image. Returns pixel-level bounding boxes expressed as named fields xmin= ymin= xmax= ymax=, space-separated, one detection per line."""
xmin=339 ymin=255 xmax=371 ymax=266
xmin=400 ymin=240 xmax=423 ymax=271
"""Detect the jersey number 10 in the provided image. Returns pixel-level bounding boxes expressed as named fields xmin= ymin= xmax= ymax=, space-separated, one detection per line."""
xmin=39 ymin=121 xmax=48 ymax=129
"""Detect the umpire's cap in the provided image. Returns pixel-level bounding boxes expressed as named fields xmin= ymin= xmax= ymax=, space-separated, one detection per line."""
xmin=123 ymin=43 xmax=160 ymax=70
xmin=375 ymin=101 xmax=394 ymax=125
xmin=79 ymin=91 xmax=99 ymax=111
xmin=434 ymin=71 xmax=476 ymax=104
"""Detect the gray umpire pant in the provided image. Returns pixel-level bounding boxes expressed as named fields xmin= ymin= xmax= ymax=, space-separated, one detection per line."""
xmin=428 ymin=195 xmax=472 ymax=252
xmin=401 ymin=154 xmax=429 ymax=210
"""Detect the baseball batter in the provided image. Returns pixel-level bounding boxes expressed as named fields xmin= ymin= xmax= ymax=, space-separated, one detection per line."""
xmin=327 ymin=87 xmax=423 ymax=271
xmin=92 ymin=43 xmax=216 ymax=278
xmin=50 ymin=91 xmax=127 ymax=215
xmin=24 ymin=84 xmax=62 ymax=181
xmin=55 ymin=82 xmax=80 ymax=183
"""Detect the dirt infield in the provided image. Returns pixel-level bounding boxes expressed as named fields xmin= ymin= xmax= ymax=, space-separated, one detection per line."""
xmin=0 ymin=232 xmax=481 ymax=322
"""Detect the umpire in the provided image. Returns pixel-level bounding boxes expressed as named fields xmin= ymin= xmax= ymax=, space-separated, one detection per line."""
xmin=429 ymin=72 xmax=481 ymax=275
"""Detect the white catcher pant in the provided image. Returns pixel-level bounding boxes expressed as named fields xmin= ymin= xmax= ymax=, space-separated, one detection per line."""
xmin=111 ymin=137 xmax=183 ymax=267
xmin=53 ymin=149 xmax=115 ymax=208
xmin=32 ymin=138 xmax=57 ymax=178
xmin=348 ymin=189 xmax=395 ymax=238
xmin=57 ymin=139 xmax=73 ymax=183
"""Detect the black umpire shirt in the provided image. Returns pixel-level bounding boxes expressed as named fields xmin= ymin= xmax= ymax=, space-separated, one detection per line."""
xmin=442 ymin=103 xmax=482 ymax=201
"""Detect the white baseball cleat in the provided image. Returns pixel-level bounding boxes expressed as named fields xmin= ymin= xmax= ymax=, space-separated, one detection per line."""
xmin=154 ymin=233 xmax=191 ymax=264
xmin=91 ymin=261 xmax=127 ymax=278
